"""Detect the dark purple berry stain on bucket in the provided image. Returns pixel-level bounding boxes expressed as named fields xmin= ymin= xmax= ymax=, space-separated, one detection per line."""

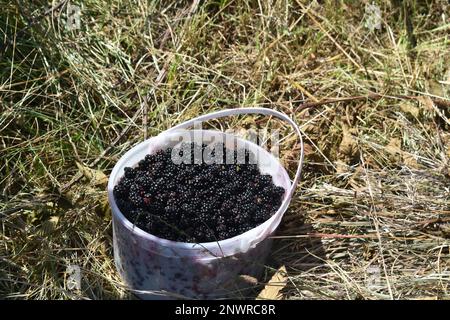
xmin=113 ymin=216 xmax=273 ymax=299
xmin=113 ymin=142 xmax=286 ymax=243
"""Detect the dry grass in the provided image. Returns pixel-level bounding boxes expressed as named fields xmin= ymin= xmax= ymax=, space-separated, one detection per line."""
xmin=1 ymin=0 xmax=449 ymax=299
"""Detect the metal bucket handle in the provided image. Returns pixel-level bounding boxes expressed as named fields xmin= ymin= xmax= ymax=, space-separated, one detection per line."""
xmin=167 ymin=107 xmax=304 ymax=202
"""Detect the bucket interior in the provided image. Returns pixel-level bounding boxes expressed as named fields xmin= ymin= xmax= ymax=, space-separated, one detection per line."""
xmin=108 ymin=129 xmax=293 ymax=258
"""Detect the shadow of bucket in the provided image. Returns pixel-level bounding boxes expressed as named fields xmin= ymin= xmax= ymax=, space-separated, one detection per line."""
xmin=107 ymin=108 xmax=304 ymax=299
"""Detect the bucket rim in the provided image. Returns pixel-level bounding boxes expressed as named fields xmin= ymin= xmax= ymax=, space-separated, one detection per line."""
xmin=107 ymin=129 xmax=293 ymax=252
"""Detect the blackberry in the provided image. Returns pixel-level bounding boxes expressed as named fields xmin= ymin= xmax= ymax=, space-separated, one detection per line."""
xmin=233 ymin=212 xmax=249 ymax=225
xmin=124 ymin=167 xmax=136 ymax=179
xmin=217 ymin=232 xmax=228 ymax=240
xmin=128 ymin=184 xmax=144 ymax=206
xmin=199 ymin=201 xmax=212 ymax=213
xmin=137 ymin=159 xmax=148 ymax=170
xmin=164 ymin=203 xmax=179 ymax=215
xmin=220 ymin=199 xmax=234 ymax=211
xmin=145 ymin=153 xmax=161 ymax=165
xmin=163 ymin=170 xmax=176 ymax=180
xmin=255 ymin=194 xmax=271 ymax=205
xmin=190 ymin=195 xmax=202 ymax=206
xmin=197 ymin=210 xmax=213 ymax=224
xmin=241 ymin=164 xmax=259 ymax=176
xmin=154 ymin=191 xmax=168 ymax=204
xmin=252 ymin=211 xmax=267 ymax=224
xmin=238 ymin=223 xmax=253 ymax=234
xmin=113 ymin=182 xmax=129 ymax=198
xmin=216 ymin=222 xmax=228 ymax=234
xmin=240 ymin=202 xmax=256 ymax=215
xmin=239 ymin=190 xmax=255 ymax=203
xmin=273 ymin=186 xmax=286 ymax=198
xmin=147 ymin=202 xmax=163 ymax=214
xmin=227 ymin=226 xmax=240 ymax=238
xmin=216 ymin=188 xmax=232 ymax=201
xmin=227 ymin=180 xmax=243 ymax=194
xmin=181 ymin=202 xmax=196 ymax=214
xmin=209 ymin=176 xmax=222 ymax=187
xmin=116 ymin=198 xmax=134 ymax=215
xmin=153 ymin=177 xmax=166 ymax=190
xmin=206 ymin=163 xmax=220 ymax=175
xmin=134 ymin=173 xmax=153 ymax=188
xmin=258 ymin=174 xmax=273 ymax=185
xmin=154 ymin=150 xmax=166 ymax=162
xmin=151 ymin=161 xmax=165 ymax=174
xmin=216 ymin=215 xmax=226 ymax=226
xmin=166 ymin=196 xmax=180 ymax=207
xmin=165 ymin=180 xmax=178 ymax=191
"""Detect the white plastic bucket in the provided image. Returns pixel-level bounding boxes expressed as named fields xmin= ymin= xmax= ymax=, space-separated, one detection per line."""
xmin=107 ymin=108 xmax=304 ymax=299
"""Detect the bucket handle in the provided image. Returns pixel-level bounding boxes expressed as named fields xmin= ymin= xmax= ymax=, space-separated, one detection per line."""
xmin=167 ymin=107 xmax=304 ymax=202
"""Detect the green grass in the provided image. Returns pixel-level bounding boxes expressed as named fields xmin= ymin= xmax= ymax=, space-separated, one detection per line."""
xmin=1 ymin=0 xmax=449 ymax=299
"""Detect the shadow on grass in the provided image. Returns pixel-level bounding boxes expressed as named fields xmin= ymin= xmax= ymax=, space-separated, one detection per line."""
xmin=241 ymin=217 xmax=327 ymax=300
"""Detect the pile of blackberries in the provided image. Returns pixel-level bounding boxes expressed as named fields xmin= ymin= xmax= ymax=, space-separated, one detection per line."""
xmin=113 ymin=142 xmax=285 ymax=243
